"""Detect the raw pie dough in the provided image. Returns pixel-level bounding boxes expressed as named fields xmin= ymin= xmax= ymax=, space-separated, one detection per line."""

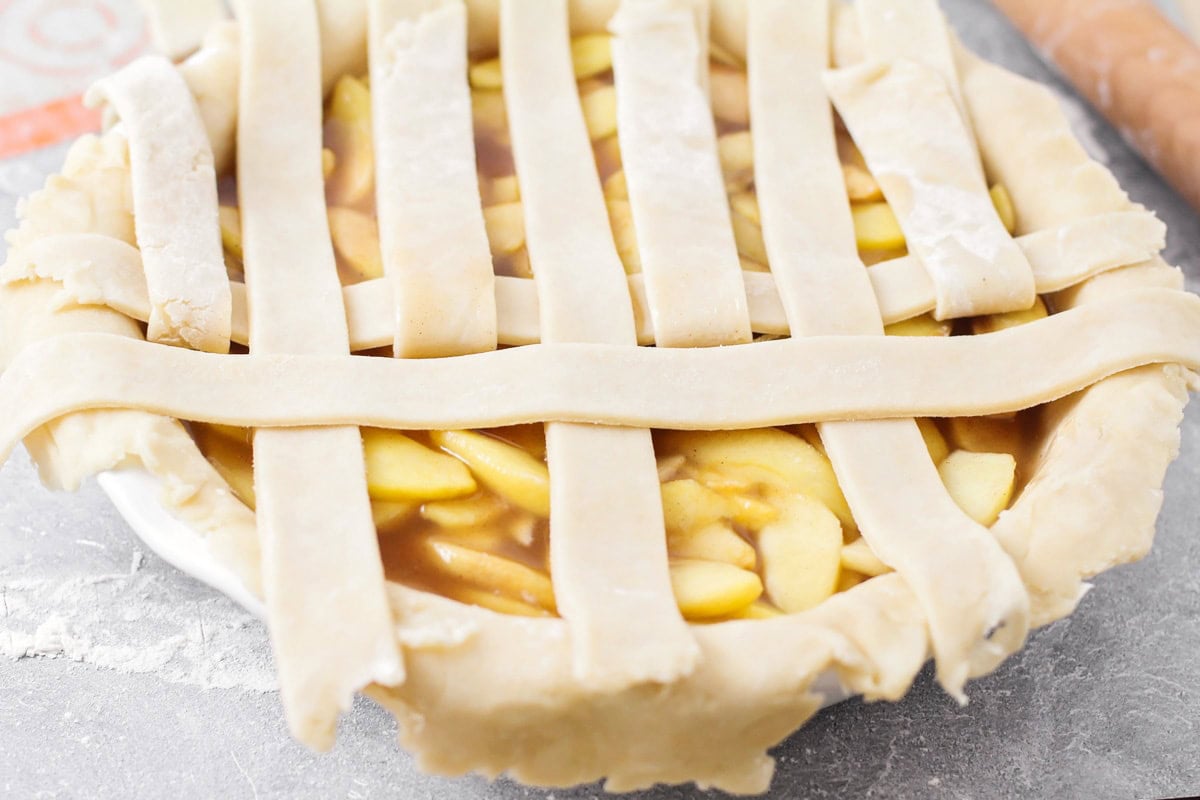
xmin=1 ymin=0 xmax=1197 ymax=794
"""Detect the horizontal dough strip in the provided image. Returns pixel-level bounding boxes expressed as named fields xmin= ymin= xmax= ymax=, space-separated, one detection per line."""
xmin=85 ymin=56 xmax=231 ymax=354
xmin=4 ymin=209 xmax=1164 ymax=350
xmin=1 ymin=287 xmax=1196 ymax=465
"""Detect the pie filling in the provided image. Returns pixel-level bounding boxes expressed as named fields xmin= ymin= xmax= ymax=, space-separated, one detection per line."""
xmin=193 ymin=37 xmax=1045 ymax=623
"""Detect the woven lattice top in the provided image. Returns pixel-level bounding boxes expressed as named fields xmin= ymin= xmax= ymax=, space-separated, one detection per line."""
xmin=2 ymin=0 xmax=1199 ymax=793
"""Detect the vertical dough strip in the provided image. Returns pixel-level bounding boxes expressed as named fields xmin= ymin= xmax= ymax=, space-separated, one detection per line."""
xmin=854 ymin=0 xmax=975 ymax=138
xmin=825 ymin=59 xmax=1037 ymax=320
xmin=234 ymin=0 xmax=403 ymax=750
xmin=609 ymin=0 xmax=751 ymax=348
xmin=826 ymin=0 xmax=1036 ymax=320
xmin=500 ymin=0 xmax=697 ymax=689
xmin=748 ymin=0 xmax=1030 ymax=699
xmin=369 ymin=0 xmax=498 ymax=358
xmin=85 ymin=56 xmax=232 ymax=355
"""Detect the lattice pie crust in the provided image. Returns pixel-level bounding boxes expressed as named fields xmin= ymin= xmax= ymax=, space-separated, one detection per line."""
xmin=2 ymin=0 xmax=1198 ymax=794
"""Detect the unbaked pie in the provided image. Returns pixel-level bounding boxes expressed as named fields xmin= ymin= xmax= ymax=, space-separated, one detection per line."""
xmin=2 ymin=0 xmax=1199 ymax=793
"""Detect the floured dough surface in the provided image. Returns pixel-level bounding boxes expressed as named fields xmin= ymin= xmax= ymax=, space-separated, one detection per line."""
xmin=610 ymin=0 xmax=751 ymax=347
xmin=85 ymin=56 xmax=231 ymax=354
xmin=826 ymin=58 xmax=1037 ymax=320
xmin=369 ymin=0 xmax=497 ymax=358
xmin=1 ymin=288 xmax=1196 ymax=452
xmin=499 ymin=0 xmax=697 ymax=690
xmin=232 ymin=0 xmax=402 ymax=750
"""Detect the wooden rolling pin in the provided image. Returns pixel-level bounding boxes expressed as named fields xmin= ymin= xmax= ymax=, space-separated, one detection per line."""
xmin=992 ymin=0 xmax=1200 ymax=213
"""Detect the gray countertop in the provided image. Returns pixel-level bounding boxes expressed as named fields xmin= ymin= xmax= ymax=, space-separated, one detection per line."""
xmin=2 ymin=1 xmax=1199 ymax=798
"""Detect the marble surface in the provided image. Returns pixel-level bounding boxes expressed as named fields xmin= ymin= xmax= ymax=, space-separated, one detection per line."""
xmin=2 ymin=1 xmax=1200 ymax=798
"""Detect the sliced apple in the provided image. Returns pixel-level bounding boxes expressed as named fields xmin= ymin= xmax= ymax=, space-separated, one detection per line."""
xmin=917 ymin=418 xmax=950 ymax=465
xmin=717 ymin=131 xmax=754 ymax=192
xmin=362 ymin=429 xmax=477 ymax=502
xmin=422 ymin=536 xmax=556 ymax=611
xmin=725 ymin=599 xmax=783 ymax=620
xmin=731 ymin=209 xmax=769 ymax=265
xmin=843 ymin=163 xmax=883 ymax=202
xmin=840 ymin=537 xmax=892 ymax=577
xmin=884 ymin=313 xmax=952 ymax=337
xmin=430 ymin=525 xmax=511 ymax=555
xmin=421 ymin=492 xmax=508 ymax=528
xmin=372 ymin=500 xmax=415 ymax=532
xmin=603 ymin=170 xmax=628 ymax=201
xmin=570 ymin=33 xmax=612 ymax=80
xmin=581 ymin=85 xmax=617 ymax=141
xmin=661 ymin=479 xmax=735 ymax=533
xmin=606 ymin=198 xmax=642 ymax=274
xmin=443 ymin=583 xmax=552 ymax=618
xmin=853 ymin=202 xmax=905 ymax=251
xmin=195 ymin=422 xmax=252 ymax=447
xmin=430 ymin=430 xmax=550 ymax=517
xmin=218 ymin=205 xmax=242 ymax=260
xmin=938 ymin=450 xmax=1017 ymax=526
xmin=836 ymin=571 xmax=866 ymax=593
xmin=469 ymin=58 xmax=503 ymax=90
xmin=755 ymin=495 xmax=842 ymax=614
xmin=990 ymin=183 xmax=1017 ymax=233
xmin=658 ymin=429 xmax=854 ymax=531
xmin=730 ymin=191 xmax=760 ymax=225
xmin=709 ymin=64 xmax=749 ymax=126
xmin=669 ymin=559 xmax=762 ymax=620
xmin=482 ymin=174 xmax=521 ymax=206
xmin=193 ymin=425 xmax=255 ymax=509
xmin=972 ymin=296 xmax=1048 ymax=335
xmin=793 ymin=424 xmax=826 ymax=456
xmin=483 ymin=201 xmax=526 ymax=257
xmin=328 ymin=206 xmax=384 ymax=280
xmin=944 ymin=416 xmax=1023 ymax=460
xmin=486 ymin=423 xmax=547 ymax=460
xmin=325 ymin=75 xmax=374 ymax=205
xmin=471 ymin=89 xmax=508 ymax=139
xmin=668 ymin=522 xmax=757 ymax=571
xmin=719 ymin=491 xmax=779 ymax=531
xmin=470 ymin=35 xmax=611 ymax=91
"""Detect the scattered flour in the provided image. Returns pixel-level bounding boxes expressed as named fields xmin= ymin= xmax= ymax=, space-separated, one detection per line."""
xmin=1 ymin=549 xmax=277 ymax=693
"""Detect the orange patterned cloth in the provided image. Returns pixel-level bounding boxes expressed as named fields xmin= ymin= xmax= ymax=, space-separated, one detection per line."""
xmin=0 ymin=0 xmax=148 ymax=157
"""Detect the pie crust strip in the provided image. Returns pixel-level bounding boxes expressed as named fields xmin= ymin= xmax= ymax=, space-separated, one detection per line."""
xmin=955 ymin=46 xmax=1198 ymax=625
xmin=370 ymin=574 xmax=928 ymax=796
xmin=233 ymin=0 xmax=401 ymax=749
xmin=178 ymin=21 xmax=240 ymax=175
xmin=84 ymin=56 xmax=232 ymax=355
xmin=825 ymin=58 xmax=1037 ymax=320
xmin=138 ymin=0 xmax=229 ymax=60
xmin=500 ymin=0 xmax=697 ymax=688
xmin=748 ymin=0 xmax=1028 ymax=697
xmin=854 ymin=0 xmax=974 ymax=138
xmin=609 ymin=0 xmax=751 ymax=347
xmin=368 ymin=0 xmax=498 ymax=357
xmin=8 ymin=209 xmax=1163 ymax=351
xmin=1 ymin=288 xmax=1197 ymax=460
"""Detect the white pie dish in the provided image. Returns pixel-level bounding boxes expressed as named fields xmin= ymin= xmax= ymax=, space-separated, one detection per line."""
xmin=97 ymin=468 xmax=265 ymax=616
